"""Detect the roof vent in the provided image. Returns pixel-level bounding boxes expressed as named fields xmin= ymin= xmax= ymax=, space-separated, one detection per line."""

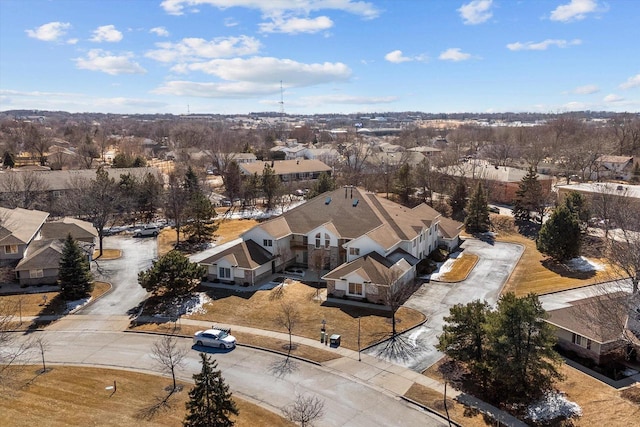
xmin=352 ymin=199 xmax=359 ymax=207
xmin=325 ymin=197 xmax=332 ymax=205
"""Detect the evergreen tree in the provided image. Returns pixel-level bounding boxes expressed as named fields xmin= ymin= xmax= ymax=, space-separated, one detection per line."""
xmin=393 ymin=163 xmax=414 ymax=206
xmin=223 ymin=161 xmax=243 ymax=201
xmin=184 ymin=166 xmax=200 ymax=194
xmin=513 ymin=166 xmax=545 ymax=223
xmin=464 ymin=182 xmax=490 ymax=232
xmin=449 ymin=179 xmax=468 ymax=219
xmin=562 ymin=190 xmax=590 ymax=230
xmin=183 ymin=191 xmax=218 ymax=243
xmin=261 ymin=163 xmax=281 ymax=210
xmin=58 ymin=234 xmax=93 ymax=300
xmin=137 ymin=172 xmax=163 ymax=223
xmin=184 ymin=353 xmax=239 ymax=427
xmin=536 ymin=205 xmax=581 ymax=261
xmin=138 ymin=250 xmax=206 ymax=296
xmin=306 ymin=172 xmax=335 ymax=199
xmin=3 ymin=151 xmax=15 ymax=169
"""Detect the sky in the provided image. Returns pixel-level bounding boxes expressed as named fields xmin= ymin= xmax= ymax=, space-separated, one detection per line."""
xmin=0 ymin=0 xmax=638 ymax=115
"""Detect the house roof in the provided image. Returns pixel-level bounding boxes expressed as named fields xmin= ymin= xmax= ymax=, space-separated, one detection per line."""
xmin=0 ymin=207 xmax=49 ymax=246
xmin=445 ymin=162 xmax=552 ymax=183
xmin=200 ymin=239 xmax=274 ymax=270
xmin=0 ymin=167 xmax=162 ymax=192
xmin=41 ymin=217 xmax=98 ymax=241
xmin=239 ymin=159 xmax=331 ymax=176
xmin=556 ymin=182 xmax=640 ymax=199
xmin=15 ymin=239 xmax=64 ymax=270
xmin=250 ymin=187 xmax=447 ymax=249
xmin=546 ymin=292 xmax=630 ymax=344
xmin=322 ymin=251 xmax=411 ymax=284
xmin=438 ymin=216 xmax=464 ymax=239
xmin=596 ymin=155 xmax=634 ymax=164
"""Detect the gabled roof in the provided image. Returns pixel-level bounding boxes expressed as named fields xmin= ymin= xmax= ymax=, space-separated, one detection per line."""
xmin=239 ymin=159 xmax=331 ymax=176
xmin=41 ymin=217 xmax=98 ymax=240
xmin=546 ymin=292 xmax=629 ymax=344
xmin=438 ymin=216 xmax=464 ymax=239
xmin=16 ymin=239 xmax=64 ymax=270
xmin=0 ymin=207 xmax=49 ymax=246
xmin=200 ymin=239 xmax=274 ymax=270
xmin=596 ymin=155 xmax=633 ymax=164
xmin=322 ymin=251 xmax=410 ymax=285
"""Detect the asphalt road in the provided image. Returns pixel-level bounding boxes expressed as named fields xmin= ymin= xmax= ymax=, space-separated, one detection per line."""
xmin=8 ymin=331 xmax=446 ymax=427
xmin=365 ymin=238 xmax=524 ymax=372
xmin=82 ymin=235 xmax=157 ymax=316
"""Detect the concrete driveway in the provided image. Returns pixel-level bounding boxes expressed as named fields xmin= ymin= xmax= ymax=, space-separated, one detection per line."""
xmin=365 ymin=238 xmax=524 ymax=372
xmin=82 ymin=235 xmax=157 ymax=316
xmin=7 ymin=331 xmax=446 ymax=427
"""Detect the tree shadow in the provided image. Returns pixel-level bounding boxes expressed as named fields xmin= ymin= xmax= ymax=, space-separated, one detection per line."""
xmin=372 ymin=334 xmax=417 ymax=364
xmin=135 ymin=389 xmax=180 ymax=421
xmin=540 ymin=259 xmax=596 ymax=279
xmin=268 ymin=357 xmax=299 ymax=378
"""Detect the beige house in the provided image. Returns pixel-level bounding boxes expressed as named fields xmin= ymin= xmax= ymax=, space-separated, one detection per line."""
xmin=0 ymin=207 xmax=49 ymax=264
xmin=593 ymin=155 xmax=638 ymax=181
xmin=239 ymin=159 xmax=332 ymax=183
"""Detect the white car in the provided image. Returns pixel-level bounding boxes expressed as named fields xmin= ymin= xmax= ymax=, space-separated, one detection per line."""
xmin=133 ymin=225 xmax=160 ymax=237
xmin=193 ymin=329 xmax=237 ymax=349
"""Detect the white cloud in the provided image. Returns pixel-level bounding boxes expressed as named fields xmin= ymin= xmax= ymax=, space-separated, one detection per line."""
xmin=150 ymin=26 xmax=170 ymax=37
xmin=74 ymin=49 xmax=146 ymax=75
xmin=438 ymin=48 xmax=471 ymax=62
xmin=224 ymin=17 xmax=239 ymax=27
xmin=67 ymin=38 xmax=79 ymax=45
xmin=385 ymin=50 xmax=411 ymax=63
xmin=94 ymin=97 xmax=168 ymax=108
xmin=159 ymin=0 xmax=380 ymax=20
xmin=259 ymin=16 xmax=333 ymax=34
xmin=301 ymin=94 xmax=398 ymax=105
xmin=571 ymin=84 xmax=599 ymax=95
xmin=174 ymin=57 xmax=351 ymax=86
xmin=146 ymin=35 xmax=261 ymax=62
xmin=458 ymin=0 xmax=493 ymax=25
xmin=550 ymin=0 xmax=601 ymax=22
xmin=26 ymin=22 xmax=71 ymax=42
xmin=604 ymin=94 xmax=624 ymax=103
xmin=90 ymin=25 xmax=123 ymax=43
xmin=507 ymin=39 xmax=582 ymax=51
xmin=152 ymin=80 xmax=281 ymax=98
xmin=619 ymin=74 xmax=640 ymax=90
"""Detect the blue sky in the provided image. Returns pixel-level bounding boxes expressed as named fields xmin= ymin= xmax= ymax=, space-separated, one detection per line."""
xmin=0 ymin=0 xmax=638 ymax=115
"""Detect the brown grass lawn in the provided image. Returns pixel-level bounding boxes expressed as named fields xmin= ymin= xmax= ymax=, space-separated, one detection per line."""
xmin=439 ymin=253 xmax=479 ymax=282
xmin=158 ymin=218 xmax=259 ymax=256
xmin=422 ymin=359 xmax=640 ymax=426
xmin=92 ymin=248 xmax=122 ymax=260
xmin=132 ymin=323 xmax=340 ymax=364
xmin=486 ymin=216 xmax=619 ymax=296
xmin=1 ymin=281 xmax=110 ymax=318
xmin=184 ymin=281 xmax=425 ymax=351
xmin=0 ymin=366 xmax=293 ymax=427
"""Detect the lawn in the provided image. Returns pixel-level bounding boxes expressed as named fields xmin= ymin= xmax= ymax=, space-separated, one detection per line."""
xmin=92 ymin=248 xmax=122 ymax=260
xmin=486 ymin=216 xmax=619 ymax=296
xmin=0 ymin=366 xmax=293 ymax=427
xmin=184 ymin=281 xmax=425 ymax=351
xmin=438 ymin=253 xmax=479 ymax=282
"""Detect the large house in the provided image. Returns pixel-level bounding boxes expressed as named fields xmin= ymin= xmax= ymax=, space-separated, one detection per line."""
xmin=198 ymin=187 xmax=462 ymax=304
xmin=0 ymin=207 xmax=97 ymax=285
xmin=238 ymin=159 xmax=332 ymax=183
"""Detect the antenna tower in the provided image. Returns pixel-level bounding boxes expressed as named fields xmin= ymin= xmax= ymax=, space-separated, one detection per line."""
xmin=279 ymin=80 xmax=285 ymax=116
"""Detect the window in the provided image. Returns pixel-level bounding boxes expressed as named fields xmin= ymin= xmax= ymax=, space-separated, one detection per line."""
xmin=4 ymin=245 xmax=18 ymax=254
xmin=263 ymin=239 xmax=273 ymax=247
xmin=349 ymin=247 xmax=360 ymax=256
xmin=586 ymin=339 xmax=592 ymax=350
xmin=572 ymin=333 xmax=583 ymax=346
xmin=315 ymin=232 xmax=321 ymax=248
xmin=324 ymin=233 xmax=330 ymax=248
xmin=348 ymin=282 xmax=363 ymax=296
xmin=29 ymin=269 xmax=44 ymax=278
xmin=219 ymin=267 xmax=231 ymax=279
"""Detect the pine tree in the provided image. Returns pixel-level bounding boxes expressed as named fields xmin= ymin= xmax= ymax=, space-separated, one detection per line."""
xmin=536 ymin=205 xmax=581 ymax=262
xmin=449 ymin=179 xmax=468 ymax=219
xmin=306 ymin=172 xmax=335 ymax=199
xmin=58 ymin=234 xmax=93 ymax=300
xmin=184 ymin=353 xmax=238 ymax=427
xmin=3 ymin=151 xmax=15 ymax=169
xmin=138 ymin=250 xmax=206 ymax=296
xmin=513 ymin=166 xmax=545 ymax=223
xmin=393 ymin=163 xmax=413 ymax=206
xmin=261 ymin=163 xmax=281 ymax=210
xmin=464 ymin=182 xmax=490 ymax=232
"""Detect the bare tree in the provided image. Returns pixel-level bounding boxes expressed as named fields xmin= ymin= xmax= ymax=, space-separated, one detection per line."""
xmin=282 ymin=393 xmax=325 ymax=427
xmin=0 ymin=171 xmax=49 ymax=210
xmin=33 ymin=335 xmax=50 ymax=374
xmin=0 ymin=300 xmax=34 ymax=388
xmin=164 ymin=173 xmax=189 ymax=246
xmin=151 ymin=334 xmax=188 ymax=393
xmin=276 ymin=300 xmax=300 ymax=357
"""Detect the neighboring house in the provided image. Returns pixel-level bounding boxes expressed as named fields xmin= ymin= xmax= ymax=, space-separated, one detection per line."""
xmin=14 ymin=217 xmax=97 ymax=286
xmin=303 ymin=147 xmax=340 ymax=164
xmin=546 ymin=292 xmax=632 ymax=364
xmin=0 ymin=207 xmax=49 ymax=264
xmin=407 ymin=146 xmax=443 ymax=158
xmin=238 ymin=159 xmax=332 ymax=183
xmin=442 ymin=161 xmax=553 ymax=204
xmin=593 ymin=156 xmax=637 ymax=181
xmin=556 ymin=182 xmax=640 ymax=219
xmin=198 ymin=187 xmax=462 ymax=304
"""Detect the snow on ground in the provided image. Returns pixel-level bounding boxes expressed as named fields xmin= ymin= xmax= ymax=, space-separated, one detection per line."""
xmin=422 ymin=251 xmax=462 ymax=281
xmin=65 ymin=297 xmax=92 ymax=313
xmin=565 ymin=256 xmax=605 ymax=272
xmin=527 ymin=392 xmax=582 ymax=424
xmin=219 ymin=199 xmax=306 ymax=220
xmin=153 ymin=292 xmax=212 ymax=318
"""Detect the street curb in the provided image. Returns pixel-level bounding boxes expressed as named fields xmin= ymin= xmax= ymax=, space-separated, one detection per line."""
xmin=72 ymin=281 xmax=114 ymax=314
xmin=435 ymin=252 xmax=480 ymax=284
xmin=124 ymin=329 xmax=322 ymax=366
xmin=360 ymin=316 xmax=429 ymax=352
xmin=400 ymin=395 xmax=463 ymax=427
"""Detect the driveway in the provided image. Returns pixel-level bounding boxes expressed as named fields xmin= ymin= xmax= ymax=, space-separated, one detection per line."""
xmin=7 ymin=331 xmax=446 ymax=427
xmin=365 ymin=238 xmax=524 ymax=372
xmin=81 ymin=235 xmax=157 ymax=316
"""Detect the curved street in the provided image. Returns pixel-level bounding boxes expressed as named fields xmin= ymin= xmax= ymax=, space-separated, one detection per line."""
xmin=8 ymin=330 xmax=446 ymax=427
xmin=365 ymin=238 xmax=524 ymax=372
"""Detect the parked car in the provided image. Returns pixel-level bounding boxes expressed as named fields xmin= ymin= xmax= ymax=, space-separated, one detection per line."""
xmin=488 ymin=206 xmax=500 ymax=214
xmin=284 ymin=267 xmax=305 ymax=277
xmin=193 ymin=329 xmax=237 ymax=349
xmin=133 ymin=225 xmax=160 ymax=237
